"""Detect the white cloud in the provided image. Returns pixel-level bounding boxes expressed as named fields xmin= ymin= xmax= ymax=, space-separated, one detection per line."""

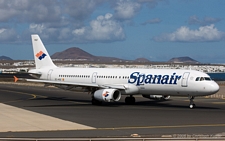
xmin=73 ymin=28 xmax=85 ymax=36
xmin=63 ymin=0 xmax=104 ymax=21
xmin=73 ymin=13 xmax=125 ymax=43
xmin=0 ymin=0 xmax=62 ymax=23
xmin=0 ymin=0 xmax=167 ymax=43
xmin=138 ymin=0 xmax=166 ymax=8
xmin=113 ymin=0 xmax=141 ymax=20
xmin=29 ymin=24 xmax=45 ymax=33
xmin=27 ymin=23 xmax=73 ymax=42
xmin=0 ymin=27 xmax=17 ymax=42
xmin=154 ymin=24 xmax=225 ymax=42
xmin=188 ymin=15 xmax=222 ymax=26
xmin=0 ymin=0 xmax=205 ymax=44
xmin=26 ymin=13 xmax=126 ymax=43
xmin=0 ymin=0 xmax=108 ymax=43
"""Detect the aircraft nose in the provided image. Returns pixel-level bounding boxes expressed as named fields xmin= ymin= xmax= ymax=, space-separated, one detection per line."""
xmin=210 ymin=82 xmax=220 ymax=94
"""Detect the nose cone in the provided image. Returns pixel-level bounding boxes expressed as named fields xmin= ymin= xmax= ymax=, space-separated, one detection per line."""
xmin=210 ymin=82 xmax=220 ymax=94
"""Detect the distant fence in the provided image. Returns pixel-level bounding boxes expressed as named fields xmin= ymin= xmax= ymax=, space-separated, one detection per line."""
xmin=217 ymin=81 xmax=225 ymax=85
xmin=207 ymin=94 xmax=224 ymax=99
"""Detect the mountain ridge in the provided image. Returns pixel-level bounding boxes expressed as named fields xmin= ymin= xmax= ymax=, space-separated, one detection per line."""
xmin=0 ymin=47 xmax=200 ymax=63
xmin=51 ymin=47 xmax=200 ymax=63
xmin=168 ymin=56 xmax=199 ymax=64
xmin=0 ymin=56 xmax=13 ymax=60
xmin=51 ymin=47 xmax=129 ymax=62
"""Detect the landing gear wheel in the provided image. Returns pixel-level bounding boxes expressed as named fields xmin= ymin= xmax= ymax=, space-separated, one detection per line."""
xmin=125 ymin=96 xmax=135 ymax=105
xmin=190 ymin=104 xmax=196 ymax=109
xmin=92 ymin=97 xmax=102 ymax=105
xmin=189 ymin=104 xmax=196 ymax=109
xmin=189 ymin=96 xmax=196 ymax=109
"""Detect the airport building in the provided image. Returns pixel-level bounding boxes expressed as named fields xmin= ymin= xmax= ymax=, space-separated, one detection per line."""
xmin=1 ymin=60 xmax=225 ymax=73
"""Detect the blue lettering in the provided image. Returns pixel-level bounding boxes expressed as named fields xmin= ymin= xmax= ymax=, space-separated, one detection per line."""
xmin=144 ymin=74 xmax=153 ymax=84
xmin=128 ymin=72 xmax=139 ymax=84
xmin=128 ymin=72 xmax=182 ymax=86
xmin=152 ymin=75 xmax=162 ymax=84
xmin=161 ymin=75 xmax=169 ymax=84
xmin=174 ymin=75 xmax=181 ymax=84
xmin=136 ymin=74 xmax=145 ymax=86
xmin=169 ymin=73 xmax=175 ymax=84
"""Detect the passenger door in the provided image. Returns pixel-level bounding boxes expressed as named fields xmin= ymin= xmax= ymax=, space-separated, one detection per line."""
xmin=47 ymin=69 xmax=53 ymax=80
xmin=181 ymin=72 xmax=190 ymax=87
xmin=92 ymin=72 xmax=97 ymax=83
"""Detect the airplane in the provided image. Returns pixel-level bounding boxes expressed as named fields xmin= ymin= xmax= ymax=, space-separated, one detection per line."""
xmin=19 ymin=34 xmax=220 ymax=109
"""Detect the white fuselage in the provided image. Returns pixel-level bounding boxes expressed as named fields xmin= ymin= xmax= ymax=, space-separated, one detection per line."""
xmin=28 ymin=34 xmax=220 ymax=108
xmin=34 ymin=67 xmax=219 ymax=97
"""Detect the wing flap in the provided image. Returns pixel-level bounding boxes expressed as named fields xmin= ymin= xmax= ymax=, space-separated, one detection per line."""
xmin=23 ymin=79 xmax=126 ymax=90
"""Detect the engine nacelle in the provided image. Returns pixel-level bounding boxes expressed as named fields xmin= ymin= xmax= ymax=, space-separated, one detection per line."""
xmin=94 ymin=89 xmax=121 ymax=102
xmin=142 ymin=95 xmax=170 ymax=100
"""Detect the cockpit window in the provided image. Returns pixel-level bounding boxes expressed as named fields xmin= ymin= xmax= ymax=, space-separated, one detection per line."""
xmin=204 ymin=77 xmax=211 ymax=81
xmin=195 ymin=77 xmax=200 ymax=81
xmin=195 ymin=77 xmax=211 ymax=81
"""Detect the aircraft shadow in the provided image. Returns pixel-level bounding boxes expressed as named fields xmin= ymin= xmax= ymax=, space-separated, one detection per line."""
xmin=134 ymin=101 xmax=220 ymax=109
xmin=26 ymin=96 xmax=220 ymax=110
xmin=28 ymin=96 xmax=92 ymax=107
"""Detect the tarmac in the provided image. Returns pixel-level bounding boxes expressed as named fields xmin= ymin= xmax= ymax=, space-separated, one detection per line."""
xmin=0 ymin=103 xmax=94 ymax=132
xmin=0 ymin=82 xmax=224 ymax=138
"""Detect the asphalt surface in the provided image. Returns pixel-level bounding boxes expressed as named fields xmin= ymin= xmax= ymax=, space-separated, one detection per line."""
xmin=0 ymin=83 xmax=225 ymax=138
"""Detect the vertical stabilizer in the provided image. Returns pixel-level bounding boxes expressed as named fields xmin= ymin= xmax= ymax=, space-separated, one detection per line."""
xmin=31 ymin=35 xmax=57 ymax=69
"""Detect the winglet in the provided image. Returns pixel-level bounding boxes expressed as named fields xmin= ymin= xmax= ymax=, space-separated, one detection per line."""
xmin=14 ymin=76 xmax=18 ymax=82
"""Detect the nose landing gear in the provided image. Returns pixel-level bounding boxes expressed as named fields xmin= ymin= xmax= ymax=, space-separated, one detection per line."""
xmin=189 ymin=96 xmax=196 ymax=109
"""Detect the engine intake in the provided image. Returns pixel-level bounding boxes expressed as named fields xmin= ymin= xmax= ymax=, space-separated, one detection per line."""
xmin=94 ymin=89 xmax=121 ymax=102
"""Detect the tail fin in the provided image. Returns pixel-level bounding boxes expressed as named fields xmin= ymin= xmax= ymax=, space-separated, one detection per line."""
xmin=31 ymin=35 xmax=57 ymax=69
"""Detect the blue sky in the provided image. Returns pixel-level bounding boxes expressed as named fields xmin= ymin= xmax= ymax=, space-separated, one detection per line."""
xmin=1 ymin=0 xmax=225 ymax=63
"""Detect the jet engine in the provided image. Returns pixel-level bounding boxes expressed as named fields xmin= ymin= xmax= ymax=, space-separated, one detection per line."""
xmin=94 ymin=89 xmax=121 ymax=102
xmin=142 ymin=94 xmax=170 ymax=100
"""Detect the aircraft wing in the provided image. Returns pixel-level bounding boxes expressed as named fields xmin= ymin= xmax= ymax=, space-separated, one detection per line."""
xmin=26 ymin=79 xmax=100 ymax=87
xmin=25 ymin=79 xmax=126 ymax=90
xmin=101 ymin=84 xmax=126 ymax=89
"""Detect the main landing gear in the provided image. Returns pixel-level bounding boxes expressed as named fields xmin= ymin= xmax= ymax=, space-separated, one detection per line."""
xmin=91 ymin=95 xmax=102 ymax=105
xmin=189 ymin=96 xmax=196 ymax=109
xmin=91 ymin=89 xmax=102 ymax=105
xmin=125 ymin=95 xmax=135 ymax=105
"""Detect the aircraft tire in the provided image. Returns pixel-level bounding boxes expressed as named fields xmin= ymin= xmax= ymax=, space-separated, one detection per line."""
xmin=125 ymin=96 xmax=135 ymax=105
xmin=189 ymin=104 xmax=196 ymax=109
xmin=92 ymin=97 xmax=102 ymax=105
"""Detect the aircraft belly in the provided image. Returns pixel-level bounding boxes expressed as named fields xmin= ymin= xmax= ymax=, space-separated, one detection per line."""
xmin=139 ymin=84 xmax=177 ymax=95
xmin=138 ymin=84 xmax=201 ymax=96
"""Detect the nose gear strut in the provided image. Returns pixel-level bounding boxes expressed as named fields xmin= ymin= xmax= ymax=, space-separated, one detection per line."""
xmin=189 ymin=96 xmax=196 ymax=109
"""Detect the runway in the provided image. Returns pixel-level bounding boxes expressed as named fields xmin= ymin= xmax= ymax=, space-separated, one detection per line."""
xmin=0 ymin=83 xmax=225 ymax=138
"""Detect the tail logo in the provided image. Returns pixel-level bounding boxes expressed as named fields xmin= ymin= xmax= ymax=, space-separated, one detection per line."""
xmin=36 ymin=51 xmax=47 ymax=60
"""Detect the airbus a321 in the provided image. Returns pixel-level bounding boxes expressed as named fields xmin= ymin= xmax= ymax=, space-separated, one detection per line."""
xmin=20 ymin=34 xmax=219 ymax=109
